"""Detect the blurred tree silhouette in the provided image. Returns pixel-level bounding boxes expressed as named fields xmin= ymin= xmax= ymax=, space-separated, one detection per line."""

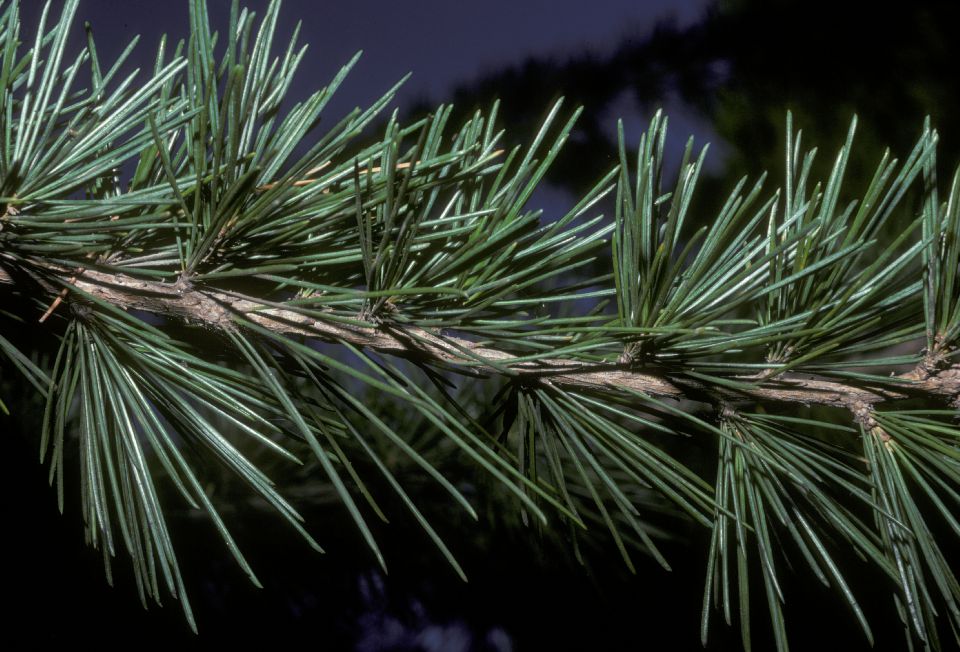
xmin=411 ymin=0 xmax=960 ymax=205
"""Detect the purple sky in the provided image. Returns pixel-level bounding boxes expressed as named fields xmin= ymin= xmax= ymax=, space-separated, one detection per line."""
xmin=20 ymin=1 xmax=711 ymax=122
xmin=20 ymin=0 xmax=720 ymax=209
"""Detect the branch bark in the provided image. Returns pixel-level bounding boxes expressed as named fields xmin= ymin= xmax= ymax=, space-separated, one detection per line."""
xmin=2 ymin=264 xmax=959 ymax=411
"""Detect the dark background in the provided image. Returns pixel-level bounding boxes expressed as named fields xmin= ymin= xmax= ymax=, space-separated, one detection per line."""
xmin=3 ymin=0 xmax=959 ymax=649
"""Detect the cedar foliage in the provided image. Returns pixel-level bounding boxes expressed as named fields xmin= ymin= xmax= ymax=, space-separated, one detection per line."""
xmin=1 ymin=1 xmax=959 ymax=649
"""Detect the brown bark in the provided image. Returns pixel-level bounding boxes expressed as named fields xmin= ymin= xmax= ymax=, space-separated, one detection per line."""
xmin=2 ymin=264 xmax=958 ymax=411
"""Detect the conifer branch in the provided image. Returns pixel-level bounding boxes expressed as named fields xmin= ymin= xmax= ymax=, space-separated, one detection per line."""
xmin=3 ymin=1 xmax=960 ymax=647
xmin=4 ymin=263 xmax=957 ymax=411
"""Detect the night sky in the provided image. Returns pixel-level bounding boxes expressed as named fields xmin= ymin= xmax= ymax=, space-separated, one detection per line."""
xmin=40 ymin=1 xmax=711 ymax=101
xmin=16 ymin=0 xmax=710 ymax=122
xmin=19 ymin=0 xmax=721 ymax=201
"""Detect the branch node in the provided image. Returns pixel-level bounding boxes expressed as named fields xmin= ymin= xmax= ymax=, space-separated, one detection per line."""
xmin=849 ymin=400 xmax=891 ymax=442
xmin=720 ymin=405 xmax=738 ymax=420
